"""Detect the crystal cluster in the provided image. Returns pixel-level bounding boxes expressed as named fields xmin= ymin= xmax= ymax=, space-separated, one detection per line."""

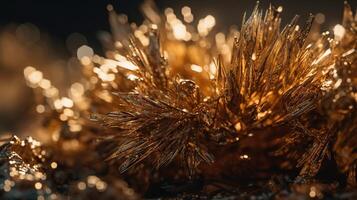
xmin=3 ymin=1 xmax=356 ymax=199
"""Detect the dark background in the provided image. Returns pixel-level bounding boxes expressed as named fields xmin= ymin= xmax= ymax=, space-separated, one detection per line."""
xmin=1 ymin=0 xmax=356 ymax=55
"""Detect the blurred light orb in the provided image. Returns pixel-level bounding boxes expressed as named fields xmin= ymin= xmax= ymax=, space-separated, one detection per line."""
xmin=315 ymin=13 xmax=325 ymax=24
xmin=66 ymin=33 xmax=87 ymax=53
xmin=77 ymin=45 xmax=93 ymax=60
xmin=333 ymin=24 xmax=345 ymax=41
xmin=15 ymin=23 xmax=40 ymax=45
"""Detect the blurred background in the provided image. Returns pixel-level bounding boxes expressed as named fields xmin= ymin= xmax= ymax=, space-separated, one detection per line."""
xmin=0 ymin=0 xmax=356 ymax=133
